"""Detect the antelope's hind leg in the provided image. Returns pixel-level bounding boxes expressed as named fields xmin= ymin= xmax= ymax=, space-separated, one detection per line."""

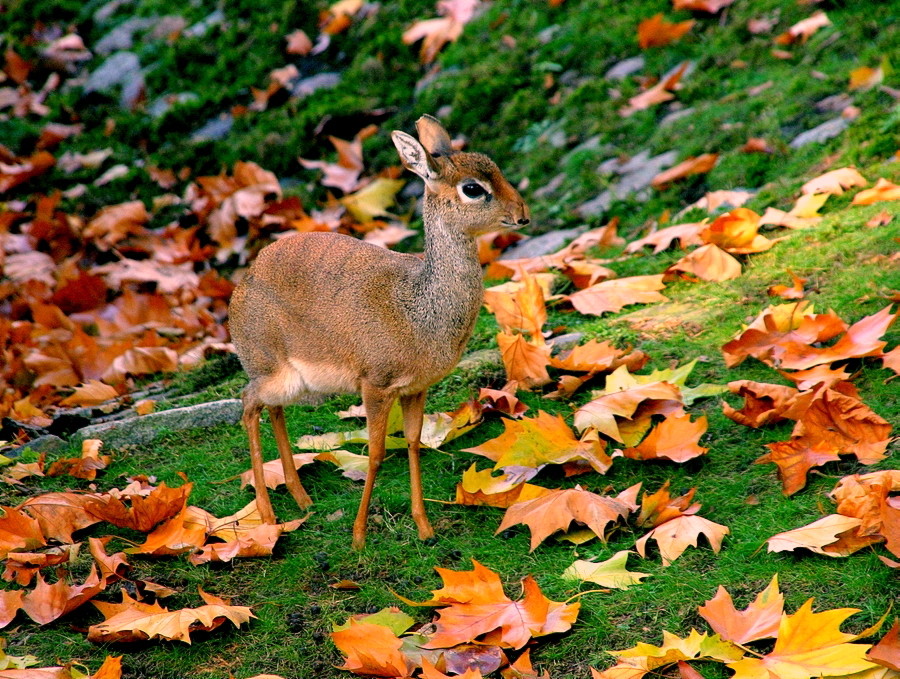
xmin=401 ymin=391 xmax=433 ymax=540
xmin=268 ymin=405 xmax=313 ymax=510
xmin=242 ymin=389 xmax=276 ymax=524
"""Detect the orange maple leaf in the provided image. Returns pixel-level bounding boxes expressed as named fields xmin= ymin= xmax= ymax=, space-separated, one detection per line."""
xmin=20 ymin=566 xmax=105 ymax=625
xmin=767 ymin=270 xmax=808 ymax=300
xmin=801 ymin=167 xmax=867 ymax=196
xmin=701 ymin=208 xmax=778 ymax=254
xmin=637 ymin=14 xmax=694 ymax=49
xmin=852 ymin=177 xmax=900 ymax=205
xmin=651 ymin=154 xmax=718 ymax=188
xmin=636 ymin=482 xmax=699 ymax=528
xmin=722 ymin=380 xmax=799 ymax=428
xmin=672 ymin=0 xmax=735 ymax=12
xmin=86 ymin=481 xmax=192 ymax=532
xmin=497 ymin=486 xmax=632 ymax=550
xmin=623 ymin=413 xmax=709 ymax=463
xmin=402 ymin=0 xmax=480 ymax=64
xmin=496 ymin=332 xmax=551 ymax=388
xmin=665 ymin=244 xmax=742 ymax=282
xmin=620 ymin=62 xmax=689 ymax=117
xmin=568 ymin=274 xmax=668 ymax=316
xmin=698 ymin=575 xmax=784 ymax=644
xmin=636 ymin=514 xmax=729 ymax=566
xmin=625 ymin=222 xmax=706 ymax=254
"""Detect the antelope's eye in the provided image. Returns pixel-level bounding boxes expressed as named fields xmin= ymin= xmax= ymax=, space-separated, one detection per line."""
xmin=462 ymin=182 xmax=487 ymax=199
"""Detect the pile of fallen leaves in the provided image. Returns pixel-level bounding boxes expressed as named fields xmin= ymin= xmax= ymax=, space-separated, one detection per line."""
xmin=0 ymin=442 xmax=301 ymax=651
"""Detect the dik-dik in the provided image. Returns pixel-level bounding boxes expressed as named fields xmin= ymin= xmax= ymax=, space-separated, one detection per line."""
xmin=229 ymin=115 xmax=529 ymax=549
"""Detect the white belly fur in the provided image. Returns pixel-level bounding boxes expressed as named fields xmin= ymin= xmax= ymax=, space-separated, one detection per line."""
xmin=257 ymin=358 xmax=358 ymax=405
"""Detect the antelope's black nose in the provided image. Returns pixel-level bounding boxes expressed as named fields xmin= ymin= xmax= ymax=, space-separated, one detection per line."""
xmin=517 ymin=217 xmax=530 ymax=225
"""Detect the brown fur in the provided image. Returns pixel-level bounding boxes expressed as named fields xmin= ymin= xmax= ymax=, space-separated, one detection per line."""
xmin=229 ymin=115 xmax=528 ymax=548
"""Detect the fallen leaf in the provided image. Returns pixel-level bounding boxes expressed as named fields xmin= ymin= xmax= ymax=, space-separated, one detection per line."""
xmin=698 ymin=575 xmax=784 ymax=644
xmin=463 ymin=411 xmax=614 ymax=478
xmin=20 ymin=566 xmax=105 ymax=625
xmin=478 ymin=387 xmax=529 ymax=418
xmin=849 ymin=65 xmax=884 ymax=91
xmin=562 ymin=550 xmax=650 ymax=589
xmin=636 ymin=514 xmax=729 ymax=566
xmin=767 ymin=514 xmax=864 ymax=556
xmin=239 ymin=453 xmax=320 ymax=489
xmin=768 ymin=270 xmax=807 ymax=299
xmin=637 ymin=14 xmax=694 ymax=49
xmin=665 ymin=244 xmax=742 ymax=282
xmin=46 ymin=439 xmax=110 ymax=481
xmin=636 ymin=482 xmax=699 ymax=528
xmin=722 ymin=380 xmax=798 ymax=428
xmin=672 ymin=0 xmax=735 ymax=11
xmin=0 ymin=507 xmax=47 ymax=559
xmin=620 ymin=62 xmax=689 ymax=117
xmin=21 ymin=493 xmax=99 ymax=543
xmin=701 ymin=208 xmax=777 ymax=254
xmin=596 ymin=629 xmax=743 ymax=679
xmin=568 ymin=275 xmax=668 ymax=316
xmin=483 ymin=271 xmax=547 ymax=337
xmin=332 ymin=618 xmax=415 ymax=677
xmin=651 ymin=154 xmax=718 ymax=188
xmin=726 ymin=599 xmax=878 ymax=679
xmin=549 ymin=340 xmax=648 ymax=374
xmin=774 ymin=11 xmax=831 ymax=45
xmin=622 ymin=413 xmax=709 ymax=463
xmin=285 ymin=29 xmax=313 ymax=55
xmin=86 ymin=482 xmax=192 ymax=532
xmin=626 ymin=222 xmax=706 ymax=254
xmin=802 ymin=167 xmax=867 ymax=195
xmin=868 ymin=619 xmax=900 ymax=670
xmin=496 ymin=332 xmax=552 ymax=389
xmin=453 ymin=464 xmax=550 ymax=508
xmin=402 ymin=0 xmax=481 ymax=64
xmin=59 ymin=380 xmax=119 ymax=407
xmin=87 ymin=589 xmax=255 ymax=643
xmin=496 ymin=486 xmax=632 ymax=550
xmin=852 ymin=178 xmax=900 ymax=205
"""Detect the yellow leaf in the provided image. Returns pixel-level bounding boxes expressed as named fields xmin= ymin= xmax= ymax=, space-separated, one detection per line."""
xmin=562 ymin=550 xmax=651 ymax=589
xmin=341 ymin=178 xmax=405 ymax=222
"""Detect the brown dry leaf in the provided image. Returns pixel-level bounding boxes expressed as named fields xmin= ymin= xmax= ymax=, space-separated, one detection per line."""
xmin=0 ymin=151 xmax=56 ymax=194
xmin=665 ymin=244 xmax=742 ymax=282
xmin=189 ymin=522 xmax=304 ymax=565
xmin=59 ymin=380 xmax=119 ymax=407
xmin=463 ymin=411 xmax=614 ymax=479
xmin=478 ymin=387 xmax=529 ymax=418
xmin=672 ymin=0 xmax=735 ymax=11
xmin=741 ymin=138 xmax=775 ymax=154
xmin=402 ymin=0 xmax=481 ymax=64
xmin=883 ymin=347 xmax=900 ymax=375
xmin=774 ymin=11 xmax=831 ymax=45
xmin=420 ymin=400 xmax=484 ymax=449
xmin=483 ymin=271 xmax=547 ymax=336
xmin=496 ymin=486 xmax=632 ymax=550
xmin=759 ymin=206 xmax=818 ymax=230
xmin=635 ymin=514 xmax=729 ymax=566
xmin=651 ymin=154 xmax=718 ymax=189
xmin=802 ymin=167 xmax=867 ymax=195
xmin=866 ymin=210 xmax=893 ymax=228
xmin=496 ymin=332 xmax=551 ymax=389
xmin=767 ymin=514 xmax=864 ymax=555
xmin=637 ymin=14 xmax=694 ymax=49
xmin=87 ymin=589 xmax=255 ymax=643
xmin=701 ymin=208 xmax=777 ymax=254
xmin=46 ymin=440 xmax=110 ymax=481
xmin=125 ymin=505 xmax=208 ymax=556
xmin=20 ymin=493 xmax=99 ymax=543
xmin=298 ymin=128 xmax=375 ymax=194
xmin=757 ymin=439 xmax=841 ymax=497
xmin=868 ymin=619 xmax=900 ymax=670
xmin=852 ymin=178 xmax=900 ymax=205
xmin=20 ymin=566 xmax=105 ymax=625
xmin=88 ymin=537 xmax=130 ymax=584
xmin=722 ymin=380 xmax=799 ymax=428
xmin=82 ymin=201 xmax=149 ymax=250
xmin=102 ymin=346 xmax=179 ymax=384
xmin=332 ymin=619 xmax=415 ymax=676
xmin=86 ymin=482 xmax=192 ymax=532
xmin=3 ymin=545 xmax=78 ymax=586
xmin=636 ymin=482 xmax=698 ymax=529
xmin=568 ymin=274 xmax=668 ymax=316
xmin=549 ymin=340 xmax=648 ymax=374
xmin=698 ymin=575 xmax=784 ymax=644
xmin=620 ymin=62 xmax=689 ymax=117
xmin=401 ymin=560 xmax=580 ymax=650
xmin=767 ymin=270 xmax=807 ymax=300
xmin=779 ymin=365 xmax=852 ymax=391
xmin=595 ymin=629 xmax=744 ymax=679
xmin=573 ymin=369 xmax=683 ymax=443
xmin=622 ymin=413 xmax=708 ymax=463
xmin=625 ymin=222 xmax=706 ymax=254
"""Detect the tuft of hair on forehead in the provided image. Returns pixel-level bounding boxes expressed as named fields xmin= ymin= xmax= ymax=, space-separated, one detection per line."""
xmin=442 ymin=151 xmax=503 ymax=181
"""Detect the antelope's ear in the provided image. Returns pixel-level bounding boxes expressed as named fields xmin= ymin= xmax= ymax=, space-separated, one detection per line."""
xmin=392 ymin=131 xmax=440 ymax=183
xmin=416 ymin=114 xmax=453 ymax=157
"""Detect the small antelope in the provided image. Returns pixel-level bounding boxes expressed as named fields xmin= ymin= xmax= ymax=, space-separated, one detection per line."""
xmin=229 ymin=115 xmax=529 ymax=549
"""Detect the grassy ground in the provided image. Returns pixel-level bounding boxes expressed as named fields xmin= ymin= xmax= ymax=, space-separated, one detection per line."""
xmin=2 ymin=0 xmax=899 ymax=677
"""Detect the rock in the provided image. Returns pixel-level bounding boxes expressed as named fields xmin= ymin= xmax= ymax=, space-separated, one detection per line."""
xmin=148 ymin=92 xmax=199 ymax=118
xmin=7 ymin=434 xmax=68 ymax=457
xmin=291 ymin=73 xmax=341 ymax=98
xmin=499 ymin=226 xmax=586 ymax=260
xmin=95 ymin=0 xmax=135 ymax=23
xmin=456 ymin=348 xmax=501 ymax=374
xmin=83 ymin=51 xmax=144 ymax=109
xmin=532 ymin=172 xmax=566 ymax=199
xmin=94 ymin=17 xmax=158 ymax=54
xmin=578 ymin=150 xmax=678 ymax=217
xmin=72 ymin=399 xmax=243 ymax=449
xmin=789 ymin=117 xmax=850 ymax=148
xmin=184 ymin=9 xmax=225 ymax=38
xmin=548 ymin=333 xmax=585 ymax=354
xmin=660 ymin=107 xmax=695 ymax=128
xmin=190 ymin=114 xmax=233 ymax=143
xmin=605 ymin=56 xmax=645 ymax=81
xmin=814 ymin=93 xmax=853 ymax=112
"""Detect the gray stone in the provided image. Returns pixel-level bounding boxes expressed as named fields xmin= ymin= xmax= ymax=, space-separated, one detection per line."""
xmin=532 ymin=173 xmax=566 ymax=199
xmin=789 ymin=117 xmax=850 ymax=148
xmin=72 ymin=399 xmax=243 ymax=449
xmin=499 ymin=226 xmax=586 ymax=260
xmin=576 ymin=190 xmax=613 ymax=217
xmin=456 ymin=348 xmax=501 ymax=374
xmin=815 ymin=93 xmax=853 ymax=112
xmin=190 ymin=114 xmax=233 ymax=142
xmin=660 ymin=107 xmax=695 ymax=128
xmin=291 ymin=73 xmax=341 ymax=98
xmin=84 ymin=51 xmax=144 ymax=108
xmin=548 ymin=333 xmax=585 ymax=354
xmin=95 ymin=0 xmax=135 ymax=23
xmin=185 ymin=9 xmax=225 ymax=38
xmin=578 ymin=149 xmax=678 ymax=217
xmin=94 ymin=17 xmax=157 ymax=54
xmin=8 ymin=434 xmax=68 ymax=457
xmin=605 ymin=56 xmax=645 ymax=81
xmin=663 ymin=60 xmax=696 ymax=82
xmin=148 ymin=91 xmax=199 ymax=118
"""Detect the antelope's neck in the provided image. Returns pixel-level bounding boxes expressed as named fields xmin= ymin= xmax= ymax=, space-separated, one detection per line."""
xmin=408 ymin=196 xmax=484 ymax=347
